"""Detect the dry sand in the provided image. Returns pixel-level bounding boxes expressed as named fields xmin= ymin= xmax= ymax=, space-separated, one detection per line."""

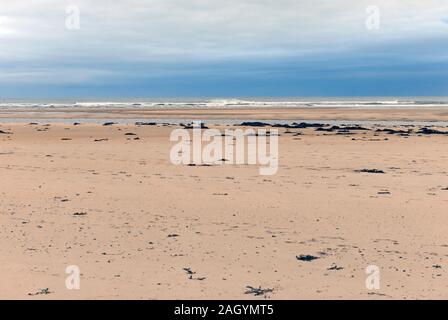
xmin=0 ymin=111 xmax=447 ymax=300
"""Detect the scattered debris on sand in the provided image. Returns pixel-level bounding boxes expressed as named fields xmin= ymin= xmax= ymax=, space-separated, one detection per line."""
xmin=367 ymin=292 xmax=387 ymax=297
xmin=355 ymin=169 xmax=385 ymax=174
xmin=28 ymin=288 xmax=52 ymax=296
xmin=244 ymin=286 xmax=274 ymax=296
xmin=376 ymin=128 xmax=412 ymax=135
xmin=239 ymin=122 xmax=326 ymax=129
xmin=418 ymin=127 xmax=448 ymax=135
xmin=296 ymin=255 xmax=319 ymax=262
xmin=239 ymin=122 xmax=270 ymax=127
xmin=315 ymin=126 xmax=340 ymax=132
xmin=316 ymin=125 xmax=369 ymax=133
xmin=73 ymin=212 xmax=87 ymax=216
xmin=183 ymin=268 xmax=206 ymax=281
xmin=167 ymin=234 xmax=179 ymax=238
xmin=135 ymin=122 xmax=157 ymax=126
xmin=327 ymin=265 xmax=344 ymax=271
xmin=182 ymin=123 xmax=209 ymax=129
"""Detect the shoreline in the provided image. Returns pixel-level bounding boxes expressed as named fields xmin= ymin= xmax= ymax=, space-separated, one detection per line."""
xmin=1 ymin=107 xmax=448 ymax=123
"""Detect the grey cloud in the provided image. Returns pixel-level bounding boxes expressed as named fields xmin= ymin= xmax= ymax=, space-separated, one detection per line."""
xmin=1 ymin=0 xmax=448 ymax=84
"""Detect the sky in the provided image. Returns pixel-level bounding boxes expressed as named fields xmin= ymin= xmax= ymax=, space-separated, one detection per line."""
xmin=1 ymin=0 xmax=448 ymax=98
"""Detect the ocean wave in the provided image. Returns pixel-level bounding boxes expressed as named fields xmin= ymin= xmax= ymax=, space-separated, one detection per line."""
xmin=1 ymin=98 xmax=448 ymax=109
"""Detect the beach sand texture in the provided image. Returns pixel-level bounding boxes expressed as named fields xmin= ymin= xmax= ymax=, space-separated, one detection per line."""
xmin=0 ymin=113 xmax=447 ymax=299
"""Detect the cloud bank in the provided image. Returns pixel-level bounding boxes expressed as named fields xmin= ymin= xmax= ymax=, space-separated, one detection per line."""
xmin=1 ymin=0 xmax=448 ymax=97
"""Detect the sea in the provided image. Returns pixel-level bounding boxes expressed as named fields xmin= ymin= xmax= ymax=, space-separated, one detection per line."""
xmin=1 ymin=97 xmax=448 ymax=110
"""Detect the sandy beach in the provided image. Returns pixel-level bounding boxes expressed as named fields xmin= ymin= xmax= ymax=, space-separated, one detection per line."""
xmin=2 ymin=106 xmax=448 ymax=122
xmin=1 ymin=108 xmax=447 ymax=300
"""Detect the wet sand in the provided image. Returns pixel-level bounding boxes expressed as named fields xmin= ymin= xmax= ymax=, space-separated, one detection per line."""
xmin=0 ymin=117 xmax=447 ymax=299
xmin=2 ymin=106 xmax=448 ymax=122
